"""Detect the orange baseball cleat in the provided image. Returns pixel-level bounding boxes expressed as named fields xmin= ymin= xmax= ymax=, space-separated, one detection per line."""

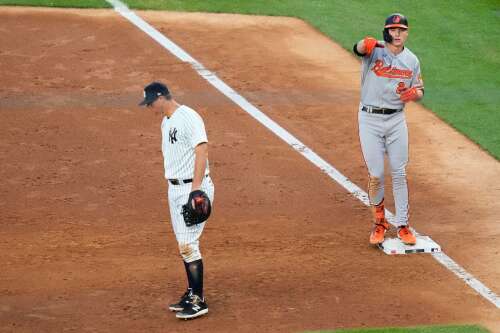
xmin=369 ymin=220 xmax=390 ymax=245
xmin=397 ymin=225 xmax=417 ymax=245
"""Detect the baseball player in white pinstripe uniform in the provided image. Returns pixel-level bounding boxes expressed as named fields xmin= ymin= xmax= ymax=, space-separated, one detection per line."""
xmin=139 ymin=82 xmax=214 ymax=320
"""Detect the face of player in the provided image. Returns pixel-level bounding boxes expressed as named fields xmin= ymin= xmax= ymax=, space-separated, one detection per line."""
xmin=389 ymin=27 xmax=408 ymax=47
xmin=147 ymin=96 xmax=163 ymax=110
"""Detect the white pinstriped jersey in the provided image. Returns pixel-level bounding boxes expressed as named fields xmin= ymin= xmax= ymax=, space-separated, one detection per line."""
xmin=161 ymin=105 xmax=209 ymax=180
xmin=360 ymin=42 xmax=423 ymax=109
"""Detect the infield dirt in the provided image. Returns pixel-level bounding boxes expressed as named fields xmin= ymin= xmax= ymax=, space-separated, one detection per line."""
xmin=1 ymin=7 xmax=499 ymax=333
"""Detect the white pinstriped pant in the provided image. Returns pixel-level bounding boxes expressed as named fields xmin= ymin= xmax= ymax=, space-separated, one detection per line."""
xmin=167 ymin=176 xmax=214 ymax=263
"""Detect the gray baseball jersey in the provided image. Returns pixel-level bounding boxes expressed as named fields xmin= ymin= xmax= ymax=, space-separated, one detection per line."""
xmin=360 ymin=42 xmax=423 ymax=109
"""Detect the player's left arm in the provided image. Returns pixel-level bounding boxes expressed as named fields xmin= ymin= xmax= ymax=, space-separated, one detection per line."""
xmin=401 ymin=61 xmax=424 ymax=103
xmin=412 ymin=62 xmax=424 ymax=100
xmin=189 ymin=111 xmax=209 ymax=191
xmin=191 ymin=142 xmax=208 ymax=191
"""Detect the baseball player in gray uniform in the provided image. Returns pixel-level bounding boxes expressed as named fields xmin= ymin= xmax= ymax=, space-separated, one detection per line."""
xmin=353 ymin=13 xmax=424 ymax=246
xmin=139 ymin=82 xmax=214 ymax=320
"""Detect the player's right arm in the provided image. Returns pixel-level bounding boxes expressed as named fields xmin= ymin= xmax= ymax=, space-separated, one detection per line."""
xmin=353 ymin=37 xmax=383 ymax=57
xmin=354 ymin=39 xmax=367 ymax=56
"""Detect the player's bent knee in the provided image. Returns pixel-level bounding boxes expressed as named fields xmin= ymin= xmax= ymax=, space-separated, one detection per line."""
xmin=178 ymin=242 xmax=202 ymax=262
xmin=368 ymin=172 xmax=384 ymax=183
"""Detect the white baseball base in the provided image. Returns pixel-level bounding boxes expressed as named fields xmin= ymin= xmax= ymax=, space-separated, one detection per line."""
xmin=378 ymin=235 xmax=441 ymax=255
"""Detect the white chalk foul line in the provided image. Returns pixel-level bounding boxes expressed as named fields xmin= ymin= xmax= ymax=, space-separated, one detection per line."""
xmin=106 ymin=0 xmax=500 ymax=309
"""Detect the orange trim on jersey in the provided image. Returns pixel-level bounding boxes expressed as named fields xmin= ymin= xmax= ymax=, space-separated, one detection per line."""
xmin=371 ymin=59 xmax=413 ymax=79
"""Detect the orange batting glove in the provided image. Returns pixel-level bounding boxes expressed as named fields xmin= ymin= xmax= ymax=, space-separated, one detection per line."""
xmin=400 ymin=87 xmax=420 ymax=103
xmin=363 ymin=36 xmax=382 ymax=56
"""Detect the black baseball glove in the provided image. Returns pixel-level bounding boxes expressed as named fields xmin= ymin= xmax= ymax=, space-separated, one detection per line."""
xmin=181 ymin=190 xmax=212 ymax=227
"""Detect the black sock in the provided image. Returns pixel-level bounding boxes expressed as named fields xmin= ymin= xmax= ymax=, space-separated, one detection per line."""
xmin=184 ymin=259 xmax=204 ymax=298
xmin=183 ymin=261 xmax=193 ymax=291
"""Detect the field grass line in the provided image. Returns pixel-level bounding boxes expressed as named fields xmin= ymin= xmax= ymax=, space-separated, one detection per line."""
xmin=105 ymin=0 xmax=500 ymax=309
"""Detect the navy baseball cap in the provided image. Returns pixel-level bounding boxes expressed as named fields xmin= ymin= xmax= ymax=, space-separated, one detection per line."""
xmin=384 ymin=13 xmax=409 ymax=29
xmin=139 ymin=81 xmax=170 ymax=106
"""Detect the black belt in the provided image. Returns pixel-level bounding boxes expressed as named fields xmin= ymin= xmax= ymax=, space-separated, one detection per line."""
xmin=361 ymin=106 xmax=402 ymax=115
xmin=169 ymin=174 xmax=208 ymax=185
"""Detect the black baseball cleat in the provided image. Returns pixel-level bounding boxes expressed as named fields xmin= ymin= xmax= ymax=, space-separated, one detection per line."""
xmin=176 ymin=294 xmax=208 ymax=320
xmin=168 ymin=289 xmax=193 ymax=312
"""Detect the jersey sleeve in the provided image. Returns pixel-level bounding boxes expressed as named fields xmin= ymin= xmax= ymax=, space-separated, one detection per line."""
xmin=411 ymin=59 xmax=424 ymax=89
xmin=187 ymin=111 xmax=208 ymax=148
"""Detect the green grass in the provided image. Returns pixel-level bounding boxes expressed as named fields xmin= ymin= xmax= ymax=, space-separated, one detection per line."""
xmin=1 ymin=1 xmax=498 ymax=159
xmin=0 ymin=0 xmax=108 ymax=8
xmin=305 ymin=324 xmax=490 ymax=333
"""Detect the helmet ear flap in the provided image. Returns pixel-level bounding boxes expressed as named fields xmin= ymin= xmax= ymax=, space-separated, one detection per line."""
xmin=383 ymin=29 xmax=392 ymax=43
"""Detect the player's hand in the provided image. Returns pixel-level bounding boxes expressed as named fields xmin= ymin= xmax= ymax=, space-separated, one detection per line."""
xmin=363 ymin=36 xmax=384 ymax=56
xmin=181 ymin=190 xmax=212 ymax=227
xmin=399 ymin=87 xmax=420 ymax=103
